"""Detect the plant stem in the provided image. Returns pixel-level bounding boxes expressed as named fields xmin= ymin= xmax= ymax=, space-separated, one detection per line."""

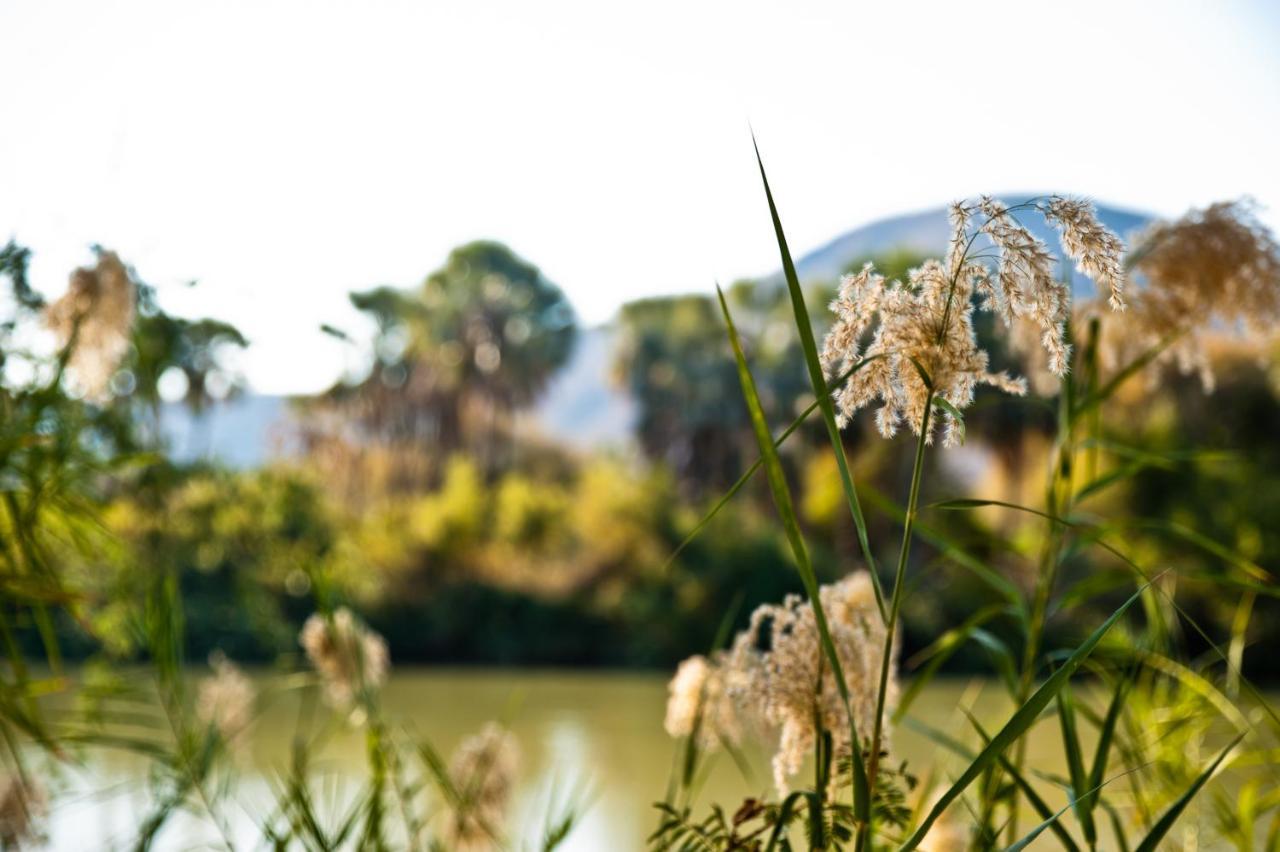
xmin=1007 ymin=334 xmax=1077 ymax=842
xmin=866 ymin=392 xmax=933 ymax=837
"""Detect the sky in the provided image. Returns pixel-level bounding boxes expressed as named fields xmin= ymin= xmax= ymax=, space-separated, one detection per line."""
xmin=1 ymin=1 xmax=1277 ymax=394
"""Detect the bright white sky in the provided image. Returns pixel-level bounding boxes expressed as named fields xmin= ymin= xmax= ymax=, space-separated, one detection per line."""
xmin=1 ymin=1 xmax=1277 ymax=394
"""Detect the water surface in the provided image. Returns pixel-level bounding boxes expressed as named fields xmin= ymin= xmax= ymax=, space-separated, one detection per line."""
xmin=36 ymin=670 xmax=1113 ymax=850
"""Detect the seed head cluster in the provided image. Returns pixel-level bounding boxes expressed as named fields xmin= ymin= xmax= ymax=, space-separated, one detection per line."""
xmin=197 ymin=654 xmax=255 ymax=747
xmin=821 ymin=196 xmax=1125 ymax=442
xmin=299 ymin=607 xmax=389 ymax=711
xmin=446 ymin=722 xmax=521 ymax=851
xmin=664 ymin=572 xmax=895 ymax=794
xmin=44 ymin=251 xmax=136 ymax=399
xmin=1116 ymin=200 xmax=1280 ymax=390
xmin=663 ymin=654 xmax=741 ymax=749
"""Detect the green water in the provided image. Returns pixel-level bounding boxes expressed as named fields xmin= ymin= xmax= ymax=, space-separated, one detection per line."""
xmin=32 ymin=670 xmax=1209 ymax=850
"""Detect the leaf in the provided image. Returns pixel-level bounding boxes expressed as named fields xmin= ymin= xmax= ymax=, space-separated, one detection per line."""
xmin=899 ymin=582 xmax=1146 ymax=851
xmin=1132 ymin=734 xmax=1243 ymax=852
xmin=970 ymin=629 xmax=1019 ymax=697
xmin=963 ymin=713 xmax=1081 ymax=852
xmin=716 ymin=285 xmax=870 ymax=822
xmin=862 ymin=486 xmax=1022 ymax=609
xmin=764 ymin=791 xmax=807 ymax=852
xmin=753 ymin=137 xmax=885 ymax=617
xmin=1085 ymin=667 xmax=1133 ymax=822
xmin=906 ymin=355 xmax=934 ymax=391
xmin=1055 ymin=683 xmax=1096 ymax=847
xmin=931 ymin=396 xmax=966 ymax=444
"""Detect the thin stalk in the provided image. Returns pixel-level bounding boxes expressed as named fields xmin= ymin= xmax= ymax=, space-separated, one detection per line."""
xmin=866 ymin=391 xmax=933 ymax=832
xmin=1007 ymin=315 xmax=1078 ymax=842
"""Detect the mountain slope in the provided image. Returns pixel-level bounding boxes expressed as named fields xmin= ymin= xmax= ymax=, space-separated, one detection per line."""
xmin=786 ymin=196 xmax=1152 ymax=293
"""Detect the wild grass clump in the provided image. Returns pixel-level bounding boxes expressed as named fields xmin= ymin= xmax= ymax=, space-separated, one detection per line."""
xmin=654 ymin=142 xmax=1280 ymax=850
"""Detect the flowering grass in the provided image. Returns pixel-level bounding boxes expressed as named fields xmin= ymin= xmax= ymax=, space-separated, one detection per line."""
xmin=654 ymin=146 xmax=1280 ymax=850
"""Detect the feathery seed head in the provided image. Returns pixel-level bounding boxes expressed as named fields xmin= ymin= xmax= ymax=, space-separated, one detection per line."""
xmin=727 ymin=572 xmax=895 ymax=793
xmin=446 ymin=722 xmax=520 ymax=851
xmin=197 ymin=653 xmax=255 ymax=747
xmin=299 ymin=607 xmax=389 ymax=713
xmin=44 ymin=251 xmax=136 ymax=399
xmin=823 ymin=195 xmax=1126 ymax=427
xmin=1118 ymin=199 xmax=1280 ymax=391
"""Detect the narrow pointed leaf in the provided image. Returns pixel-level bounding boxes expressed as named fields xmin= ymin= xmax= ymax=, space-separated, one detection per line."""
xmin=753 ymin=139 xmax=885 ymax=617
xmin=716 ymin=285 xmax=870 ymax=821
xmin=964 ymin=713 xmax=1081 ymax=852
xmin=1056 ymin=683 xmax=1096 ymax=846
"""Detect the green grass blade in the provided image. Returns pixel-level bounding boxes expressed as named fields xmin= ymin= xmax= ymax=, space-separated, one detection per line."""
xmin=1085 ymin=667 xmax=1132 ymax=822
xmin=1132 ymin=734 xmax=1243 ymax=852
xmin=931 ymin=396 xmax=966 ymax=444
xmin=752 ymin=138 xmax=885 ymax=618
xmin=899 ymin=583 xmax=1146 ymax=851
xmin=1055 ymin=683 xmax=1097 ymax=846
xmin=964 ymin=712 xmax=1081 ymax=852
xmin=716 ymin=285 xmax=871 ymax=821
xmin=765 ymin=791 xmax=807 ymax=852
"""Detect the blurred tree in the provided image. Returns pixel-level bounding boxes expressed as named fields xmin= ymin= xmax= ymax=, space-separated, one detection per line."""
xmin=316 ymin=241 xmax=577 ymax=483
xmin=612 ymin=279 xmax=820 ymax=493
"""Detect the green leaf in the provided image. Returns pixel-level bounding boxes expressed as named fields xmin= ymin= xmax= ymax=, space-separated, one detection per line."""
xmin=963 ymin=713 xmax=1081 ymax=852
xmin=765 ymin=791 xmax=807 ymax=852
xmin=899 ymin=582 xmax=1146 ymax=851
xmin=906 ymin=355 xmax=934 ymax=391
xmin=970 ymin=629 xmax=1019 ymax=697
xmin=1056 ymin=683 xmax=1096 ymax=847
xmin=1133 ymin=734 xmax=1243 ymax=852
xmin=1083 ymin=667 xmax=1131 ymax=823
xmin=931 ymin=396 xmax=966 ymax=444
xmin=863 ymin=486 xmax=1022 ymax=609
xmin=716 ymin=285 xmax=870 ymax=822
xmin=753 ymin=138 xmax=885 ymax=618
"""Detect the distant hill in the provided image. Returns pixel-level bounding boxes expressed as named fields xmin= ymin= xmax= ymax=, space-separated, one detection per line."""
xmin=160 ymin=197 xmax=1154 ymax=465
xmin=780 ymin=195 xmax=1152 ymax=296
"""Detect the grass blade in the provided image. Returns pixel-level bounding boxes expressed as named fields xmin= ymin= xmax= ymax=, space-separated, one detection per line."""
xmin=933 ymin=495 xmax=1280 ymax=739
xmin=1055 ymin=683 xmax=1096 ymax=847
xmin=896 ymin=604 xmax=1010 ymax=721
xmin=964 ymin=712 xmax=1081 ymax=852
xmin=1085 ymin=667 xmax=1132 ymax=822
xmin=752 ymin=137 xmax=885 ymax=618
xmin=899 ymin=583 xmax=1146 ymax=851
xmin=716 ymin=285 xmax=871 ymax=821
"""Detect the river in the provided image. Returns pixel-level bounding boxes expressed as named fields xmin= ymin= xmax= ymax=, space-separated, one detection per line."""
xmin=27 ymin=669 xmax=1189 ymax=850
